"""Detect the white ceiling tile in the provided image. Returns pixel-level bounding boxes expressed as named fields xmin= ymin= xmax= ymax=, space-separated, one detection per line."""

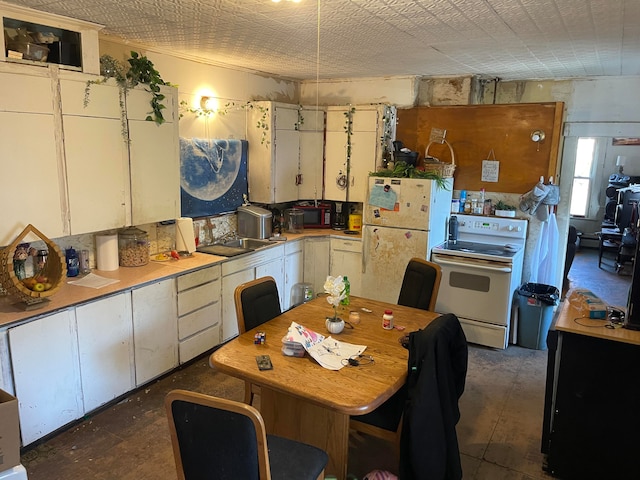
xmin=1 ymin=0 xmax=637 ymax=80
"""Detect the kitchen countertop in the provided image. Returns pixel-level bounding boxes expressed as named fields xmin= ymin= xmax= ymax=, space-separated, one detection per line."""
xmin=0 ymin=229 xmax=360 ymax=328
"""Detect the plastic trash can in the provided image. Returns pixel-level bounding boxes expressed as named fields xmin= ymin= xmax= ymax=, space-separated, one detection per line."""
xmin=517 ymin=283 xmax=559 ymax=350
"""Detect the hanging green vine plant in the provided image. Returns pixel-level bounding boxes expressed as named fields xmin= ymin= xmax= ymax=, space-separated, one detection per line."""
xmin=179 ymin=99 xmax=271 ymax=145
xmin=84 ymin=51 xmax=172 ymax=141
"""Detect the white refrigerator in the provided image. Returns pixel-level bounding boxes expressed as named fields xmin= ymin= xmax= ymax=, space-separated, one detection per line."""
xmin=361 ymin=177 xmax=453 ymax=304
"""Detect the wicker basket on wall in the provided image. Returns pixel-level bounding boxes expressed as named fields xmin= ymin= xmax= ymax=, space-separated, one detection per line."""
xmin=0 ymin=224 xmax=66 ymax=306
xmin=424 ymin=139 xmax=456 ymax=178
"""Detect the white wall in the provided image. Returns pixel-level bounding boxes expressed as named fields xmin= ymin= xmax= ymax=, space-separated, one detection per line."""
xmin=99 ymin=38 xmax=299 ymax=141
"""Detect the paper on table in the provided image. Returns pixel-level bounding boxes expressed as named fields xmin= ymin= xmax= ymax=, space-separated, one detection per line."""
xmin=285 ymin=322 xmax=366 ymax=370
xmin=307 ymin=337 xmax=367 ymax=371
xmin=68 ymin=273 xmax=120 ymax=289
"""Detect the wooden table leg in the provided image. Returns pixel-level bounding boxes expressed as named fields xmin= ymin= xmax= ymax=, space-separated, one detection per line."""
xmin=260 ymin=387 xmax=349 ymax=480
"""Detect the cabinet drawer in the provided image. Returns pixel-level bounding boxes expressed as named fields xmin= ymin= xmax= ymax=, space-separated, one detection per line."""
xmin=221 ymin=245 xmax=284 ymax=276
xmin=178 ymin=302 xmax=220 ymax=340
xmin=284 ymin=239 xmax=303 ymax=255
xmin=177 ymin=265 xmax=221 ymax=292
xmin=179 ymin=324 xmax=220 ymax=364
xmin=330 ymin=238 xmax=362 ymax=253
xmin=178 ymin=279 xmax=220 ymax=316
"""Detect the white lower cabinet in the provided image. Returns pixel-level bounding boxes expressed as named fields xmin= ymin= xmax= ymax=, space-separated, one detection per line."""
xmin=304 ymin=237 xmax=330 ymax=297
xmin=76 ymin=293 xmax=135 ymax=413
xmin=9 ymin=309 xmax=83 ymax=445
xmin=329 ymin=238 xmax=362 ymax=297
xmin=221 ymin=245 xmax=285 ymax=341
xmin=177 ymin=265 xmax=222 ymax=363
xmin=132 ymin=279 xmax=178 ymax=385
xmin=283 ymin=239 xmax=304 ymax=310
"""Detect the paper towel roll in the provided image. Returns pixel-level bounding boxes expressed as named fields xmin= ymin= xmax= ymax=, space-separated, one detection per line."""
xmin=176 ymin=217 xmax=196 ymax=254
xmin=96 ymin=234 xmax=119 ymax=271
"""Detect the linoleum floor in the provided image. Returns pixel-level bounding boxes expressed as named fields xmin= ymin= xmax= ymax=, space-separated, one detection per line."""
xmin=20 ymin=248 xmax=630 ymax=480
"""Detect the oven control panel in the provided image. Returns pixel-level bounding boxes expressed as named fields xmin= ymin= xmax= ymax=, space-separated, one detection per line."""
xmin=455 ymin=214 xmax=528 ymax=240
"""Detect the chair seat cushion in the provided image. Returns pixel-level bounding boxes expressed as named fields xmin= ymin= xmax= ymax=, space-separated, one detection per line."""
xmin=267 ymin=434 xmax=328 ymax=480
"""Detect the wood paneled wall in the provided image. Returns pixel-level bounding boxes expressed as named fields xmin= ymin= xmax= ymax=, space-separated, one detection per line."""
xmin=396 ymin=102 xmax=564 ymax=193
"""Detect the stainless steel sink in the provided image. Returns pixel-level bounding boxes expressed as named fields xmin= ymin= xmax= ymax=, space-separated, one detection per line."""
xmin=221 ymin=238 xmax=272 ymax=249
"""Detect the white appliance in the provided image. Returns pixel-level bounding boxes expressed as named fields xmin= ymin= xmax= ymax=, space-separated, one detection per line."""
xmin=431 ymin=214 xmax=528 ymax=349
xmin=361 ymin=177 xmax=453 ymax=304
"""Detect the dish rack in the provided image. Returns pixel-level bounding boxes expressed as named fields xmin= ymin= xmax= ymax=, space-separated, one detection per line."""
xmin=424 ymin=139 xmax=456 ymax=178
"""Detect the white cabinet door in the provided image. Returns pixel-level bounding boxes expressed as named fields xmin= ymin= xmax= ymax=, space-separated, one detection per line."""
xmin=64 ymin=115 xmax=129 ymax=233
xmin=127 ymin=86 xmax=180 ymax=225
xmin=0 ymin=71 xmax=65 ymax=244
xmin=248 ymin=102 xmax=301 ymax=204
xmin=304 ymin=237 xmax=330 ymax=297
xmin=298 ymin=107 xmax=325 ymax=201
xmin=330 ymin=238 xmax=362 ymax=297
xmin=132 ymin=278 xmax=178 ymax=386
xmin=324 ymin=106 xmax=381 ymax=203
xmin=324 ymin=130 xmax=348 ymax=202
xmin=349 ymin=130 xmax=378 ymax=203
xmin=283 ymin=240 xmax=304 ymax=310
xmin=9 ymin=309 xmax=83 ymax=445
xmin=221 ymin=268 xmax=255 ymax=341
xmin=76 ymin=293 xmax=135 ymax=412
xmin=60 ymin=78 xmax=129 ymax=234
xmin=256 ymin=257 xmax=285 ymax=308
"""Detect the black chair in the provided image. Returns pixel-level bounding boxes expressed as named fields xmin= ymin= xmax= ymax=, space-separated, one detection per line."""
xmin=399 ymin=313 xmax=468 ymax=480
xmin=234 ymin=276 xmax=282 ymax=404
xmin=397 ymin=257 xmax=442 ymax=311
xmin=350 ymin=258 xmax=442 ymax=448
xmin=165 ymin=389 xmax=328 ymax=480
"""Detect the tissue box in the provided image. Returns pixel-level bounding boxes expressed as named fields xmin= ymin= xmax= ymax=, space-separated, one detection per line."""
xmin=0 ymin=389 xmax=20 ymax=472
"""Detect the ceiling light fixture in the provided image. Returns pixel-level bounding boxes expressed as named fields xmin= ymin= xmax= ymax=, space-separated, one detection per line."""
xmin=272 ymin=0 xmax=301 ymax=3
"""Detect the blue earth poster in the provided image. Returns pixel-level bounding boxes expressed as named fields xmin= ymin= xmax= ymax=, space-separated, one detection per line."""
xmin=180 ymin=138 xmax=248 ymax=217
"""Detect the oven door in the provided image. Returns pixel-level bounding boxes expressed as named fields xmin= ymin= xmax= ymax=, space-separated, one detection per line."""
xmin=432 ymin=252 xmax=515 ymax=348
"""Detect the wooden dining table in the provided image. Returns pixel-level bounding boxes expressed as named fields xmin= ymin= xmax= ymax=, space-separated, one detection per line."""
xmin=209 ymin=295 xmax=440 ymax=479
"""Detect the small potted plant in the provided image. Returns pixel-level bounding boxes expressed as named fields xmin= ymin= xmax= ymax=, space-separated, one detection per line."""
xmin=323 ymin=275 xmax=347 ymax=334
xmin=495 ymin=200 xmax=517 ymax=217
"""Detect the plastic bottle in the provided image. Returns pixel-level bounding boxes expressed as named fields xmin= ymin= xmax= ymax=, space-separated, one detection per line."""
xmin=382 ymin=310 xmax=394 ymax=330
xmin=66 ymin=247 xmax=79 ymax=277
xmin=449 ymin=215 xmax=459 ymax=244
xmin=459 ymin=190 xmax=467 ymax=213
xmin=341 ymin=276 xmax=350 ymax=306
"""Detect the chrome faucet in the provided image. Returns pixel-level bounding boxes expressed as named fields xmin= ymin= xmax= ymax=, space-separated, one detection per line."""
xmin=214 ymin=231 xmax=239 ymax=244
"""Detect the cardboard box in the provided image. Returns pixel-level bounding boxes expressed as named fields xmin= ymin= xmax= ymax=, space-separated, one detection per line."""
xmin=0 ymin=389 xmax=20 ymax=472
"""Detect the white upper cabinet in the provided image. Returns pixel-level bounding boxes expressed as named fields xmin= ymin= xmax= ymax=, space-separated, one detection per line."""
xmin=0 ymin=68 xmax=66 ymax=245
xmin=298 ymin=106 xmax=325 ymax=201
xmin=127 ymin=86 xmax=180 ymax=225
xmin=60 ymin=77 xmax=129 ymax=234
xmin=247 ymin=101 xmax=301 ymax=204
xmin=324 ymin=105 xmax=394 ymax=203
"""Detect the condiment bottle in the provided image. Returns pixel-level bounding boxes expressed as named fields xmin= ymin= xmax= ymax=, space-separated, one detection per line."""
xmin=341 ymin=276 xmax=350 ymax=305
xmin=382 ymin=310 xmax=394 ymax=330
xmin=66 ymin=247 xmax=79 ymax=277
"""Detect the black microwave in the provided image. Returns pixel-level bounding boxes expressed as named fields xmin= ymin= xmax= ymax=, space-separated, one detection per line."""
xmin=295 ymin=203 xmax=332 ymax=228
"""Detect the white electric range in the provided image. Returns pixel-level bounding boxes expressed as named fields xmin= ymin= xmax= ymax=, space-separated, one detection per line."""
xmin=431 ymin=214 xmax=528 ymax=349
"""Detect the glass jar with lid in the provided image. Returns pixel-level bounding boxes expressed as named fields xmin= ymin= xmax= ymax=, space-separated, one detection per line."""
xmin=118 ymin=227 xmax=149 ymax=267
